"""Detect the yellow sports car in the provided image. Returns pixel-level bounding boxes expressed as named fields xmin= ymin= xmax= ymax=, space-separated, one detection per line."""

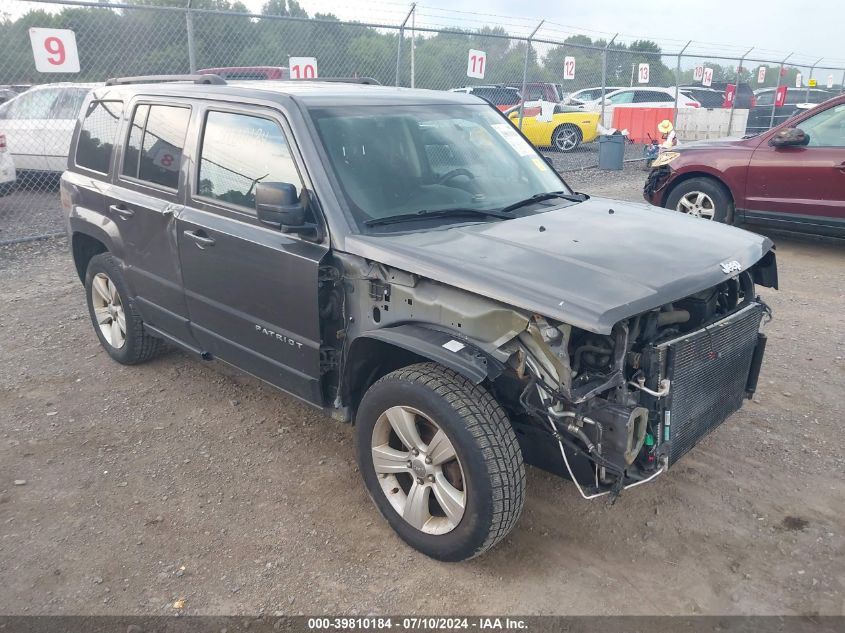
xmin=507 ymin=104 xmax=600 ymax=152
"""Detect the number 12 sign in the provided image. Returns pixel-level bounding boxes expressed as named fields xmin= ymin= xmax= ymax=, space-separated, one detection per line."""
xmin=563 ymin=56 xmax=575 ymax=80
xmin=289 ymin=57 xmax=318 ymax=79
xmin=29 ymin=28 xmax=80 ymax=73
xmin=467 ymin=49 xmax=486 ymax=79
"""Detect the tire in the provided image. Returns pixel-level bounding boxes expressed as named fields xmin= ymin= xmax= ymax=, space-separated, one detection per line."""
xmin=84 ymin=253 xmax=163 ymax=365
xmin=355 ymin=362 xmax=525 ymax=562
xmin=665 ymin=176 xmax=734 ymax=223
xmin=551 ymin=124 xmax=582 ymax=152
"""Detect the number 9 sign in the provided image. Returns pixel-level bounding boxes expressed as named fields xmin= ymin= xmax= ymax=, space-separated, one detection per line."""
xmin=29 ymin=28 xmax=80 ymax=73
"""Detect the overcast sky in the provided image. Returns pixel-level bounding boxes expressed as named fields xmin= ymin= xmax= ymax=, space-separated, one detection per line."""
xmin=277 ymin=0 xmax=845 ymax=67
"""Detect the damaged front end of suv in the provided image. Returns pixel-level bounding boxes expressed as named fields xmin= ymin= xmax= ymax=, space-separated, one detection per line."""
xmin=506 ymin=269 xmax=772 ymax=498
xmin=331 ymin=239 xmax=777 ymax=501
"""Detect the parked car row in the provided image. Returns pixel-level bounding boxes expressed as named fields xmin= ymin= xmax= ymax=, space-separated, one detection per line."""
xmin=645 ymin=92 xmax=845 ymax=238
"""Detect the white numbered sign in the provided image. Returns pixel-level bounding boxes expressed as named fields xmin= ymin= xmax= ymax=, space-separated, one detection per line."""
xmin=693 ymin=66 xmax=704 ymax=81
xmin=757 ymin=66 xmax=766 ymax=84
xmin=563 ymin=56 xmax=575 ymax=80
xmin=289 ymin=57 xmax=318 ymax=80
xmin=467 ymin=49 xmax=486 ymax=79
xmin=702 ymin=67 xmax=714 ymax=87
xmin=795 ymin=73 xmax=802 ymax=88
xmin=29 ymin=28 xmax=80 ymax=73
xmin=637 ymin=63 xmax=650 ymax=84
xmin=827 ymin=74 xmax=834 ymax=89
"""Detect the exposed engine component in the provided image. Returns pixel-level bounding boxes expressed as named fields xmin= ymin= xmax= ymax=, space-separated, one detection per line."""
xmin=583 ymin=403 xmax=649 ymax=473
xmin=513 ymin=270 xmax=761 ymax=500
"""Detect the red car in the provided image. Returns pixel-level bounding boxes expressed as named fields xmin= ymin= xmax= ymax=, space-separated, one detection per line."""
xmin=644 ymin=93 xmax=845 ymax=238
xmin=197 ymin=66 xmax=288 ymax=80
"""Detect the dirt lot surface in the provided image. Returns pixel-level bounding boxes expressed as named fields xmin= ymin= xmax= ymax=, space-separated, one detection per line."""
xmin=0 ymin=171 xmax=843 ymax=616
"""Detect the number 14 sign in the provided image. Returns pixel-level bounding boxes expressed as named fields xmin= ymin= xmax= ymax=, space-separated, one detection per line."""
xmin=29 ymin=28 xmax=80 ymax=73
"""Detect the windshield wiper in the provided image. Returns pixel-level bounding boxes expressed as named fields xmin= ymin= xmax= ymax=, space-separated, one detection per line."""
xmin=364 ymin=207 xmax=512 ymax=227
xmin=499 ymin=191 xmax=587 ymax=214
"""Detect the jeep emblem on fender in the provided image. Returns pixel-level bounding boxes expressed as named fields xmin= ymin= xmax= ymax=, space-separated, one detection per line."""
xmin=720 ymin=260 xmax=742 ymax=274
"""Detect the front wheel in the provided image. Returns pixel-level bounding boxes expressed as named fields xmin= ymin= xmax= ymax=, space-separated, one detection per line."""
xmin=355 ymin=363 xmax=525 ymax=561
xmin=551 ymin=124 xmax=582 ymax=152
xmin=665 ymin=177 xmax=734 ymax=223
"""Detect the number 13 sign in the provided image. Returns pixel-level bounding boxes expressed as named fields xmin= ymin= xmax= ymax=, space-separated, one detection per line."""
xmin=29 ymin=28 xmax=80 ymax=73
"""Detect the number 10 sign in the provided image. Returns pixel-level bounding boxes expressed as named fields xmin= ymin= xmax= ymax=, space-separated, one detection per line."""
xmin=29 ymin=28 xmax=80 ymax=73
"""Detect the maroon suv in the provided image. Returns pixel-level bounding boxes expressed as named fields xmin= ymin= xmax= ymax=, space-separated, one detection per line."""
xmin=644 ymin=94 xmax=845 ymax=238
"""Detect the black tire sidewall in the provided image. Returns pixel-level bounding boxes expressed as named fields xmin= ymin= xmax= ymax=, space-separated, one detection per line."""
xmin=84 ymin=253 xmax=141 ymax=364
xmin=355 ymin=376 xmax=497 ymax=562
xmin=666 ymin=177 xmax=733 ymax=223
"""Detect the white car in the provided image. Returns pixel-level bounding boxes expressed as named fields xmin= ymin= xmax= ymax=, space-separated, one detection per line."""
xmin=0 ymin=83 xmax=99 ymax=173
xmin=577 ymin=87 xmax=701 ymax=125
xmin=0 ymin=133 xmax=16 ymax=195
xmin=563 ymin=86 xmax=624 ymax=106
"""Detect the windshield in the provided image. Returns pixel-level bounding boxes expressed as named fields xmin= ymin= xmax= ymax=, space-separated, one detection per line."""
xmin=309 ymin=104 xmax=570 ymax=231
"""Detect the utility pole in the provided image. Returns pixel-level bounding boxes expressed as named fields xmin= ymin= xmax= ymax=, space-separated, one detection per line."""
xmin=769 ymin=53 xmax=793 ymax=130
xmin=672 ymin=41 xmax=692 ymax=129
xmin=806 ymin=56 xmax=823 ymax=101
xmin=185 ymin=0 xmax=196 ymax=74
xmin=727 ymin=46 xmax=752 ymax=136
xmin=395 ymin=3 xmax=415 ymax=87
xmin=409 ymin=5 xmax=417 ymax=88
xmin=600 ymin=34 xmax=618 ymax=129
xmin=517 ymin=20 xmax=544 ymax=130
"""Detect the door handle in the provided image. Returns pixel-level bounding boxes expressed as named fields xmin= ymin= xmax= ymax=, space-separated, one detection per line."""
xmin=183 ymin=229 xmax=216 ymax=248
xmin=834 ymin=163 xmax=845 ymax=171
xmin=109 ymin=204 xmax=134 ymax=219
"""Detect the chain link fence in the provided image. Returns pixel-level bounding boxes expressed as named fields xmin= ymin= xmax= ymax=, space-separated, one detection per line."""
xmin=1 ymin=0 xmax=845 ymax=243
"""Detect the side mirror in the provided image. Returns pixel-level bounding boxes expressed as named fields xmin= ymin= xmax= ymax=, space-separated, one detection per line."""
xmin=255 ymin=182 xmax=321 ymax=240
xmin=769 ymin=127 xmax=809 ymax=148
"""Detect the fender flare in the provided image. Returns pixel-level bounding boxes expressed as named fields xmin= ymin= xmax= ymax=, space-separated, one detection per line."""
xmin=347 ymin=324 xmax=504 ymax=385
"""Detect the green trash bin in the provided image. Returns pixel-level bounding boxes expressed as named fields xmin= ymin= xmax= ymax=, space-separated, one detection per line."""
xmin=598 ymin=134 xmax=625 ymax=170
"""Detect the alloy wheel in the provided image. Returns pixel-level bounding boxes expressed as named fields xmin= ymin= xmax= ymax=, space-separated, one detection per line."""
xmin=370 ymin=405 xmax=466 ymax=535
xmin=677 ymin=191 xmax=716 ymax=219
xmin=554 ymin=127 xmax=579 ymax=151
xmin=90 ymin=272 xmax=126 ymax=349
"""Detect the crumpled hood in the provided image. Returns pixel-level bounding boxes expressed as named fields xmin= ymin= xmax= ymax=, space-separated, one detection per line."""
xmin=343 ymin=198 xmax=774 ymax=334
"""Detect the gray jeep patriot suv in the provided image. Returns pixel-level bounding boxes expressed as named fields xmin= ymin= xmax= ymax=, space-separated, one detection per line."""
xmin=61 ymin=75 xmax=777 ymax=561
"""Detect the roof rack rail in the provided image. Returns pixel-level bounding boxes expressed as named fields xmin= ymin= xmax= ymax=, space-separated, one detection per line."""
xmin=306 ymin=77 xmax=381 ymax=85
xmin=105 ymin=74 xmax=227 ymax=86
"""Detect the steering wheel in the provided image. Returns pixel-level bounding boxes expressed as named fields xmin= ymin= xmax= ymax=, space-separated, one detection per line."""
xmin=437 ymin=168 xmax=476 ymax=185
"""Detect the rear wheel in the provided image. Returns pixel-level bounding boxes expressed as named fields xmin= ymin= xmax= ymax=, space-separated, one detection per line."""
xmin=551 ymin=124 xmax=582 ymax=152
xmin=355 ymin=363 xmax=525 ymax=561
xmin=665 ymin=177 xmax=734 ymax=223
xmin=84 ymin=253 xmax=163 ymax=365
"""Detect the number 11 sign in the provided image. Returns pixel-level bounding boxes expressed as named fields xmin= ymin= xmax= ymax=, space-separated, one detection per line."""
xmin=467 ymin=49 xmax=486 ymax=79
xmin=29 ymin=28 xmax=80 ymax=73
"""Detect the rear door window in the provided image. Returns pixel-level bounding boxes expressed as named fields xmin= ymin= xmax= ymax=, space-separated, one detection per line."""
xmin=121 ymin=103 xmax=190 ymax=190
xmin=75 ymin=100 xmax=124 ymax=174
xmin=54 ymin=88 xmax=89 ymax=120
xmin=608 ymin=91 xmax=635 ymax=104
xmin=635 ymin=91 xmax=673 ymax=103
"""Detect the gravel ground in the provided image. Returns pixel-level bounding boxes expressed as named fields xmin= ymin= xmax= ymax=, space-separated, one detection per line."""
xmin=0 ymin=172 xmax=843 ymax=617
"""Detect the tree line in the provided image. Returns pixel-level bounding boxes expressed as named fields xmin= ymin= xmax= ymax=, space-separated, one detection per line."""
xmin=1 ymin=0 xmax=838 ymax=93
